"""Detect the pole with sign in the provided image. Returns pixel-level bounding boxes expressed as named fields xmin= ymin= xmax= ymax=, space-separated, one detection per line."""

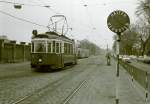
xmin=107 ymin=10 xmax=130 ymax=104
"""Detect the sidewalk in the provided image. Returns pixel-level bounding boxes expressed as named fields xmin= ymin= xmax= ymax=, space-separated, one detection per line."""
xmin=68 ymin=57 xmax=150 ymax=104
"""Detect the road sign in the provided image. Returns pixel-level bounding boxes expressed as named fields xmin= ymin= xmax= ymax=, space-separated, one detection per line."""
xmin=107 ymin=10 xmax=130 ymax=33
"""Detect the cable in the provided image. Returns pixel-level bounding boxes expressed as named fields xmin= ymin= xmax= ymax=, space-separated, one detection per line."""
xmin=35 ymin=0 xmax=61 ymax=14
xmin=0 ymin=0 xmax=51 ymax=8
xmin=0 ymin=0 xmax=63 ymax=28
xmin=79 ymin=0 xmax=97 ymax=39
xmin=0 ymin=0 xmax=61 ymax=14
xmin=0 ymin=10 xmax=50 ymax=28
xmin=80 ymin=0 xmax=95 ymax=29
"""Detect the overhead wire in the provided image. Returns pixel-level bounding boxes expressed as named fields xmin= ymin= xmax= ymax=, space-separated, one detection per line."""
xmin=0 ymin=0 xmax=61 ymax=15
xmin=0 ymin=0 xmax=93 ymax=37
xmin=32 ymin=0 xmax=70 ymax=34
xmin=80 ymin=0 xmax=95 ymax=30
xmin=0 ymin=0 xmax=51 ymax=8
xmin=0 ymin=10 xmax=51 ymax=29
xmin=0 ymin=0 xmax=64 ymax=30
xmin=35 ymin=0 xmax=61 ymax=14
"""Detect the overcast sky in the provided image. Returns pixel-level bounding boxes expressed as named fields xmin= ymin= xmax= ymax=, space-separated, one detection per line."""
xmin=0 ymin=0 xmax=140 ymax=49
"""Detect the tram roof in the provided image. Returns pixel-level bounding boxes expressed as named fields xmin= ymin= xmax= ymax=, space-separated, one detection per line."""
xmin=32 ymin=31 xmax=74 ymax=42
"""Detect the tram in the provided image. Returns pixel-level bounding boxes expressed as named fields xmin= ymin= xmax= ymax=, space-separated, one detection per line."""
xmin=31 ymin=30 xmax=77 ymax=70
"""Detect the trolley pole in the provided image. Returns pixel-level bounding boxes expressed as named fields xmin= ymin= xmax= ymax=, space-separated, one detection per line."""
xmin=116 ymin=33 xmax=121 ymax=104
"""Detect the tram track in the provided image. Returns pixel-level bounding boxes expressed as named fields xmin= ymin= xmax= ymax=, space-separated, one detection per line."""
xmin=61 ymin=65 xmax=98 ymax=104
xmin=62 ymin=80 xmax=87 ymax=104
xmin=11 ymin=75 xmax=67 ymax=104
xmin=9 ymin=63 xmax=92 ymax=104
xmin=0 ymin=64 xmax=74 ymax=81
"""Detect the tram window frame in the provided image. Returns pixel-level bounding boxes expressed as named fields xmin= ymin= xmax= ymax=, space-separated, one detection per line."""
xmin=68 ymin=44 xmax=70 ymax=54
xmin=60 ymin=42 xmax=62 ymax=53
xmin=70 ymin=44 xmax=73 ymax=54
xmin=67 ymin=43 xmax=69 ymax=54
xmin=56 ymin=42 xmax=59 ymax=53
xmin=31 ymin=42 xmax=34 ymax=52
xmin=53 ymin=41 xmax=55 ymax=53
xmin=47 ymin=41 xmax=52 ymax=53
xmin=34 ymin=41 xmax=46 ymax=53
xmin=61 ymin=42 xmax=64 ymax=53
xmin=64 ymin=43 xmax=67 ymax=54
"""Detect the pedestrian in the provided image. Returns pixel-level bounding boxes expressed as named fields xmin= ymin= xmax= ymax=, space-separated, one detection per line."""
xmin=106 ymin=52 xmax=111 ymax=65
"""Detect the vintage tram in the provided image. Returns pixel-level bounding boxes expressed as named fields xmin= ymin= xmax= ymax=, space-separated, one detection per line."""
xmin=77 ymin=48 xmax=90 ymax=59
xmin=31 ymin=31 xmax=77 ymax=70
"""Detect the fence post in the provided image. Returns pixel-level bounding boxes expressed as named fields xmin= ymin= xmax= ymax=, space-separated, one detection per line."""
xmin=0 ymin=39 xmax=4 ymax=62
xmin=145 ymin=72 xmax=148 ymax=103
xmin=10 ymin=40 xmax=16 ymax=63
xmin=20 ymin=42 xmax=26 ymax=62
xmin=28 ymin=43 xmax=31 ymax=61
xmin=131 ymin=67 xmax=134 ymax=82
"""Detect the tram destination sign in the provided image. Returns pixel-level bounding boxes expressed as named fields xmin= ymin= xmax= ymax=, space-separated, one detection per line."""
xmin=107 ymin=10 xmax=130 ymax=33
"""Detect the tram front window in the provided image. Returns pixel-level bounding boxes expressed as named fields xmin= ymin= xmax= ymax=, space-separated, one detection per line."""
xmin=34 ymin=42 xmax=46 ymax=52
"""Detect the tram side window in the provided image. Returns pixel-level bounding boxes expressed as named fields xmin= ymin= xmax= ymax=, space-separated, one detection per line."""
xmin=70 ymin=44 xmax=73 ymax=54
xmin=53 ymin=41 xmax=55 ymax=53
xmin=60 ymin=43 xmax=62 ymax=53
xmin=48 ymin=42 xmax=51 ymax=53
xmin=64 ymin=43 xmax=67 ymax=54
xmin=68 ymin=44 xmax=70 ymax=54
xmin=66 ymin=43 xmax=68 ymax=54
xmin=56 ymin=43 xmax=59 ymax=53
xmin=67 ymin=44 xmax=69 ymax=54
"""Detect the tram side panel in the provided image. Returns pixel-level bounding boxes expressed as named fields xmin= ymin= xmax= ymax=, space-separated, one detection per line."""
xmin=77 ymin=48 xmax=90 ymax=59
xmin=63 ymin=42 xmax=77 ymax=65
xmin=31 ymin=53 xmax=59 ymax=69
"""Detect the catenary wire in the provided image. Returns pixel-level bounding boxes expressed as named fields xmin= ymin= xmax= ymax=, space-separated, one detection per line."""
xmin=0 ymin=0 xmax=51 ymax=8
xmin=0 ymin=10 xmax=50 ymax=28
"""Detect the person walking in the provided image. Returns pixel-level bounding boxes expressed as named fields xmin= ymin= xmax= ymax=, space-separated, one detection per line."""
xmin=106 ymin=52 xmax=111 ymax=65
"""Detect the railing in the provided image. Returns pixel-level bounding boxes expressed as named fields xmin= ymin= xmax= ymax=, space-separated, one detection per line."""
xmin=120 ymin=60 xmax=150 ymax=93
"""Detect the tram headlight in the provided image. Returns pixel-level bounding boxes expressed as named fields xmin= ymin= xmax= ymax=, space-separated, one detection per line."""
xmin=39 ymin=59 xmax=42 ymax=62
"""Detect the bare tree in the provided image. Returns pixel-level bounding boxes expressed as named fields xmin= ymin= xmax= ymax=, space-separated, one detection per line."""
xmin=136 ymin=0 xmax=150 ymax=24
xmin=136 ymin=0 xmax=150 ymax=56
xmin=112 ymin=25 xmax=140 ymax=56
xmin=78 ymin=39 xmax=101 ymax=55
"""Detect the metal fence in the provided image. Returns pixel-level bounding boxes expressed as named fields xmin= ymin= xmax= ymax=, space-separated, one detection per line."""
xmin=120 ymin=60 xmax=150 ymax=93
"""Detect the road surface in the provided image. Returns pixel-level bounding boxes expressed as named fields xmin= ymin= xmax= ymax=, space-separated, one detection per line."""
xmin=0 ymin=55 xmax=149 ymax=104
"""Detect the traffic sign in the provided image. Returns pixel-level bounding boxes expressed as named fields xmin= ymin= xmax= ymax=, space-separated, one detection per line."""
xmin=107 ymin=10 xmax=130 ymax=33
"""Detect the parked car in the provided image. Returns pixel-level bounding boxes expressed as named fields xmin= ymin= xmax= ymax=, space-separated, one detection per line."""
xmin=122 ymin=57 xmax=131 ymax=63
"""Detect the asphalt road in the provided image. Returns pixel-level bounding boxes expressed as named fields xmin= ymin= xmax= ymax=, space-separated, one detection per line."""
xmin=0 ymin=55 xmax=149 ymax=104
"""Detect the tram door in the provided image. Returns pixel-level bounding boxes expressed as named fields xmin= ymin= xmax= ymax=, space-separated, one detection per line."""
xmin=61 ymin=42 xmax=64 ymax=68
xmin=56 ymin=41 xmax=64 ymax=68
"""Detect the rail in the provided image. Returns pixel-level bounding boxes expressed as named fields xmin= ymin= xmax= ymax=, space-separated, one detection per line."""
xmin=62 ymin=80 xmax=87 ymax=104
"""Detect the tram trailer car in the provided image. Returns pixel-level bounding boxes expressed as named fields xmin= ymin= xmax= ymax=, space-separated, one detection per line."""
xmin=77 ymin=48 xmax=90 ymax=59
xmin=31 ymin=31 xmax=77 ymax=70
